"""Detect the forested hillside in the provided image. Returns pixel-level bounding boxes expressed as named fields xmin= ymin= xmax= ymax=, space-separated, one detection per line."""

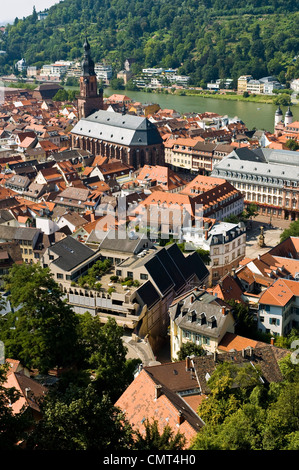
xmin=0 ymin=0 xmax=299 ymax=86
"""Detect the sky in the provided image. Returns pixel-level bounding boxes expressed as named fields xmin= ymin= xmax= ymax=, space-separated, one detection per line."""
xmin=1 ymin=1 xmax=59 ymax=24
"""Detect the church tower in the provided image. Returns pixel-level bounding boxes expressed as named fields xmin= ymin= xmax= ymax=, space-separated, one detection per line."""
xmin=77 ymin=37 xmax=103 ymax=120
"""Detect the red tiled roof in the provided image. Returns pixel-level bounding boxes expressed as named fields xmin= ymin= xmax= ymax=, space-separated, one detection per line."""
xmin=115 ymin=368 xmax=203 ymax=448
xmin=218 ymin=333 xmax=259 ymax=352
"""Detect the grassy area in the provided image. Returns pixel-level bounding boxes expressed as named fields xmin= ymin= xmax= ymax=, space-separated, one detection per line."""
xmin=176 ymin=90 xmax=276 ymax=104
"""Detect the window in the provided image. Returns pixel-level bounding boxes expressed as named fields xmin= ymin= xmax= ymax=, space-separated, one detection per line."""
xmin=116 ymin=270 xmax=122 ymax=276
xmin=183 ymin=330 xmax=191 ymax=339
xmin=127 ymin=271 xmax=133 ymax=279
xmin=57 ymin=273 xmax=63 ymax=279
xmin=269 ymin=318 xmax=280 ymax=326
xmin=140 ymin=273 xmax=148 ymax=280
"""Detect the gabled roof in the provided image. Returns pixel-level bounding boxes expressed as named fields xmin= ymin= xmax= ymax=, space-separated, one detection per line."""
xmin=259 ymin=278 xmax=299 ymax=307
xmin=71 ymin=110 xmax=163 ymax=147
xmin=218 ymin=332 xmax=259 ymax=352
xmin=4 ymin=364 xmax=48 ymax=415
xmin=115 ymin=368 xmax=204 ymax=449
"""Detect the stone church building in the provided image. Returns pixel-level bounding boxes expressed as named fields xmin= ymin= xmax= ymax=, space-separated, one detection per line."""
xmin=71 ymin=38 xmax=164 ymax=169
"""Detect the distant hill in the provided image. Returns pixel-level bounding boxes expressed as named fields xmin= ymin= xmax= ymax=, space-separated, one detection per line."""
xmin=0 ymin=0 xmax=299 ymax=87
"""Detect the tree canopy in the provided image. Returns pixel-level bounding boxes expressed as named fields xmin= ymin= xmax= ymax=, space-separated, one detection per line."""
xmin=0 ymin=263 xmax=80 ymax=374
xmin=1 ymin=0 xmax=299 ymax=86
xmin=190 ymin=353 xmax=299 ymax=450
xmin=280 ymin=220 xmax=299 ymax=242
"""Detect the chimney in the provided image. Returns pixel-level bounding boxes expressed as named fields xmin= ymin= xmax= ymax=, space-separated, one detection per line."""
xmin=155 ymin=384 xmax=163 ymax=400
xmin=190 ymin=295 xmax=194 ymax=303
xmin=270 ymin=337 xmax=275 ymax=346
xmin=221 ymin=306 xmax=226 ymax=315
xmin=178 ymin=410 xmax=184 ymax=425
xmin=186 ymin=356 xmax=191 ymax=371
xmin=213 ymin=351 xmax=217 ymax=362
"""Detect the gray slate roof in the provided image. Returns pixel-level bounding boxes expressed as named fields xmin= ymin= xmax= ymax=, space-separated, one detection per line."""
xmin=0 ymin=225 xmax=40 ymax=241
xmin=99 ymin=231 xmax=150 ymax=254
xmin=71 ymin=110 xmax=163 ymax=147
xmin=49 ymin=236 xmax=96 ymax=271
xmin=213 ymin=156 xmax=299 ymax=181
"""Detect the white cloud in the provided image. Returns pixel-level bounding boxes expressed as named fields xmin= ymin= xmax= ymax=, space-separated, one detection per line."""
xmin=1 ymin=1 xmax=59 ymax=24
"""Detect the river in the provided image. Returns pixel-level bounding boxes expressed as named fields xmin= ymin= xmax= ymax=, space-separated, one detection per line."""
xmin=104 ymin=87 xmax=299 ymax=133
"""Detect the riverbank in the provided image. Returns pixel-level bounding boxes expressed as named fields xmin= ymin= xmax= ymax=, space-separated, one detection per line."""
xmin=175 ymin=90 xmax=277 ymax=105
xmin=3 ymin=80 xmax=299 ymax=132
xmin=3 ymin=78 xmax=297 ymax=107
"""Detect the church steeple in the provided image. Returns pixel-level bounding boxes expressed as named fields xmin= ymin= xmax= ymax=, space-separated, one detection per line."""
xmin=77 ymin=37 xmax=103 ymax=120
xmin=82 ymin=37 xmax=96 ymax=77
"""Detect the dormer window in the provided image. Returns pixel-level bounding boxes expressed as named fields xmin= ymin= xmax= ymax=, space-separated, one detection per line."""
xmin=208 ymin=315 xmax=217 ymax=328
xmin=197 ymin=312 xmax=206 ymax=325
xmin=187 ymin=310 xmax=197 ymax=322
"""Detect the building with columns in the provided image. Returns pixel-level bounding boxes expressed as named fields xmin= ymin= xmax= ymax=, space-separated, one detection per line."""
xmin=211 ymin=147 xmax=299 ymax=221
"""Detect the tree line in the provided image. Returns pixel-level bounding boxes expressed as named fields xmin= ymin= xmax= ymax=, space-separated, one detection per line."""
xmin=0 ymin=0 xmax=298 ymax=87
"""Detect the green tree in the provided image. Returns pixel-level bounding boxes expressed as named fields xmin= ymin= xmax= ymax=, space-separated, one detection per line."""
xmin=280 ymin=220 xmax=299 ymax=242
xmin=53 ymin=88 xmax=69 ymax=101
xmin=263 ymin=381 xmax=299 ymax=449
xmin=224 ymin=214 xmax=240 ymax=224
xmin=134 ymin=419 xmax=186 ymax=450
xmin=197 ymin=362 xmax=262 ymax=426
xmin=1 ymin=264 xmax=80 ymax=374
xmin=274 ymin=93 xmax=292 ymax=106
xmin=191 ymin=403 xmax=266 ymax=450
xmin=242 ymin=203 xmax=258 ymax=220
xmin=227 ymin=300 xmax=257 ymax=338
xmin=177 ymin=342 xmax=205 ymax=361
xmin=78 ymin=314 xmax=135 ymax=401
xmin=26 ymin=383 xmax=134 ymax=450
xmin=195 ymin=248 xmax=211 ymax=265
xmin=285 ymin=139 xmax=299 ymax=151
xmin=110 ymin=77 xmax=125 ymax=90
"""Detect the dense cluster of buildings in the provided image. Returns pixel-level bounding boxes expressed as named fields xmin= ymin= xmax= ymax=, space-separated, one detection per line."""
xmin=1 ymin=38 xmax=299 ymax=449
xmin=237 ymin=75 xmax=285 ymax=95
